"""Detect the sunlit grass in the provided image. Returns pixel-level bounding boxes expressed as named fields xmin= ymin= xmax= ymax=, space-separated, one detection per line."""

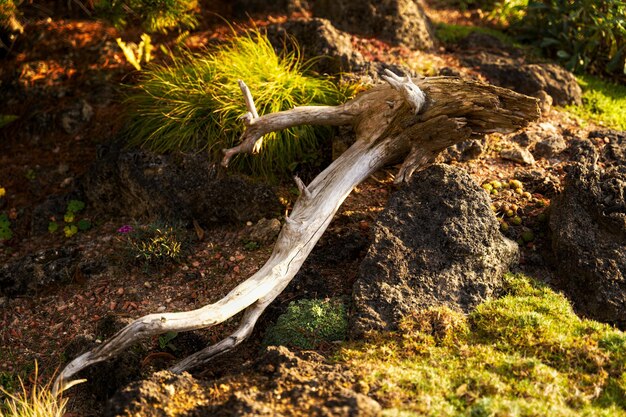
xmin=0 ymin=364 xmax=67 ymax=417
xmin=125 ymin=30 xmax=359 ymax=178
xmin=565 ymin=75 xmax=626 ymax=131
xmin=339 ymin=274 xmax=626 ymax=416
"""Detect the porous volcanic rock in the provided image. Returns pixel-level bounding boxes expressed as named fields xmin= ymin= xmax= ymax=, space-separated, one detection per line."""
xmin=477 ymin=62 xmax=582 ymax=106
xmin=351 ymin=164 xmax=518 ymax=336
xmin=265 ymin=18 xmax=367 ymax=75
xmin=0 ymin=246 xmax=96 ymax=297
xmin=310 ymin=0 xmax=436 ymax=50
xmin=106 ymin=347 xmax=381 ymax=417
xmin=550 ymin=154 xmax=626 ymax=327
xmin=81 ymin=143 xmax=281 ymax=227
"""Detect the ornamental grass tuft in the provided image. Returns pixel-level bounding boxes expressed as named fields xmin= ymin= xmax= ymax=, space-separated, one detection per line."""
xmin=125 ymin=31 xmax=358 ymax=178
xmin=0 ymin=364 xmax=68 ymax=417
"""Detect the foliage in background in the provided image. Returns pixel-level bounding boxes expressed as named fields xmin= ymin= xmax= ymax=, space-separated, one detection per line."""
xmin=263 ymin=298 xmax=348 ymax=349
xmin=124 ymin=31 xmax=358 ymax=178
xmin=340 ymin=274 xmax=626 ymax=416
xmin=116 ymin=33 xmax=153 ymax=71
xmin=94 ymin=0 xmax=198 ymax=33
xmin=565 ymin=75 xmax=626 ymax=130
xmin=119 ymin=223 xmax=184 ymax=268
xmin=514 ymin=0 xmax=626 ymax=77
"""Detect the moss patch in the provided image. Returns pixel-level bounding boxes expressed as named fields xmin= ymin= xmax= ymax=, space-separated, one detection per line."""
xmin=435 ymin=23 xmax=516 ymax=46
xmin=565 ymin=75 xmax=626 ymax=131
xmin=339 ymin=275 xmax=626 ymax=416
xmin=263 ymin=298 xmax=348 ymax=350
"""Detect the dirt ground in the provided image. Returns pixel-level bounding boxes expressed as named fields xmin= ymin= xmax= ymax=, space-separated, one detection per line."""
xmin=0 ymin=2 xmax=607 ymax=415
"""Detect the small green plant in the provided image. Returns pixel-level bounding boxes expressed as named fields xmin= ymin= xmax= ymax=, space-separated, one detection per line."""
xmin=158 ymin=331 xmax=178 ymax=352
xmin=48 ymin=199 xmax=91 ymax=238
xmin=94 ymin=0 xmax=198 ymax=33
xmin=116 ymin=33 xmax=153 ymax=71
xmin=121 ymin=223 xmax=184 ymax=267
xmin=243 ymin=241 xmax=260 ymax=251
xmin=566 ymin=74 xmax=626 ymax=130
xmin=0 ymin=115 xmax=18 ymax=129
xmin=0 ymin=213 xmax=12 ymax=241
xmin=124 ymin=30 xmax=358 ymax=178
xmin=0 ymin=363 xmax=68 ymax=417
xmin=263 ymin=298 xmax=348 ymax=349
xmin=340 ymin=274 xmax=626 ymax=416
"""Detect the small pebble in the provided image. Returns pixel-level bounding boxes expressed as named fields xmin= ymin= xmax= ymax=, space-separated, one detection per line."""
xmin=157 ymin=306 xmax=167 ymax=312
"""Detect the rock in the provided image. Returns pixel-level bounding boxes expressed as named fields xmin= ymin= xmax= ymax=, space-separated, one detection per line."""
xmin=550 ymin=162 xmax=626 ymax=328
xmin=248 ymin=218 xmax=282 ymax=244
xmin=0 ymin=247 xmax=80 ymax=297
xmin=351 ymin=164 xmax=518 ymax=336
xmin=536 ymin=90 xmax=553 ymax=115
xmin=501 ymin=146 xmax=536 ymax=165
xmin=231 ymin=0 xmax=305 ymax=16
xmin=532 ymin=134 xmax=567 ymax=159
xmin=60 ymin=99 xmax=93 ymax=134
xmin=565 ymin=138 xmax=598 ymax=164
xmin=266 ymin=18 xmax=367 ymax=75
xmin=440 ymin=138 xmax=485 ymax=162
xmin=81 ymin=142 xmax=281 ymax=227
xmin=477 ymin=62 xmax=582 ymax=106
xmin=107 ymin=371 xmax=208 ymax=417
xmin=456 ymin=31 xmax=509 ymax=52
xmin=311 ymin=0 xmax=436 ymax=50
xmin=514 ymin=169 xmax=561 ymax=197
xmin=107 ymin=347 xmax=381 ymax=417
xmin=588 ymin=129 xmax=626 ymax=165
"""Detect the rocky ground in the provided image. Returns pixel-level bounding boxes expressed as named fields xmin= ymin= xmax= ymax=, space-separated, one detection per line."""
xmin=0 ymin=1 xmax=624 ymax=416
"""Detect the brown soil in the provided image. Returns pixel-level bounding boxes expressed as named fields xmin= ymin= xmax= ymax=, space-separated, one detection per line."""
xmin=0 ymin=1 xmax=609 ymax=416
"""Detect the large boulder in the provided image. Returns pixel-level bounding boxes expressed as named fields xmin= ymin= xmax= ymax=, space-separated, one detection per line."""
xmin=351 ymin=164 xmax=518 ymax=336
xmin=310 ymin=0 xmax=436 ymax=50
xmin=265 ymin=18 xmax=367 ymax=75
xmin=550 ymin=135 xmax=626 ymax=327
xmin=81 ymin=143 xmax=281 ymax=227
xmin=476 ymin=62 xmax=582 ymax=106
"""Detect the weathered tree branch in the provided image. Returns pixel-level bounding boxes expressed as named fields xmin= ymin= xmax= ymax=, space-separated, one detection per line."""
xmin=54 ymin=73 xmax=539 ymax=394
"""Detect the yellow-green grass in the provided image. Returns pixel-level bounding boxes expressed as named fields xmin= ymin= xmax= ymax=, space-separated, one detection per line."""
xmin=124 ymin=30 xmax=358 ymax=178
xmin=339 ymin=274 xmax=626 ymax=416
xmin=566 ymin=75 xmax=626 ymax=131
xmin=0 ymin=364 xmax=67 ymax=417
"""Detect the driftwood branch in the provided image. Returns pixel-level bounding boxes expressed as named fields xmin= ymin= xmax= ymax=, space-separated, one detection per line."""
xmin=54 ymin=73 xmax=538 ymax=394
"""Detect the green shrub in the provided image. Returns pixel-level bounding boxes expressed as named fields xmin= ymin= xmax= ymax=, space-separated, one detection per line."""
xmin=514 ymin=0 xmax=626 ymax=77
xmin=263 ymin=298 xmax=348 ymax=349
xmin=340 ymin=274 xmax=626 ymax=416
xmin=94 ymin=0 xmax=198 ymax=33
xmin=124 ymin=31 xmax=357 ymax=178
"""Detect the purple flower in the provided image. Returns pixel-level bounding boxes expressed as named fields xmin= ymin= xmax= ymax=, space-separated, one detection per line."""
xmin=117 ymin=225 xmax=134 ymax=234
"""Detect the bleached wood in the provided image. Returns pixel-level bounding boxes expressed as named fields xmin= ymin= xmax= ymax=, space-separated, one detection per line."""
xmin=54 ymin=73 xmax=538 ymax=394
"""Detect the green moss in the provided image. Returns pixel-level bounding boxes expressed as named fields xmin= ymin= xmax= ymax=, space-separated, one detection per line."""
xmin=263 ymin=298 xmax=348 ymax=349
xmin=565 ymin=75 xmax=626 ymax=131
xmin=125 ymin=30 xmax=358 ymax=178
xmin=435 ymin=23 xmax=516 ymax=46
xmin=340 ymin=274 xmax=626 ymax=416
